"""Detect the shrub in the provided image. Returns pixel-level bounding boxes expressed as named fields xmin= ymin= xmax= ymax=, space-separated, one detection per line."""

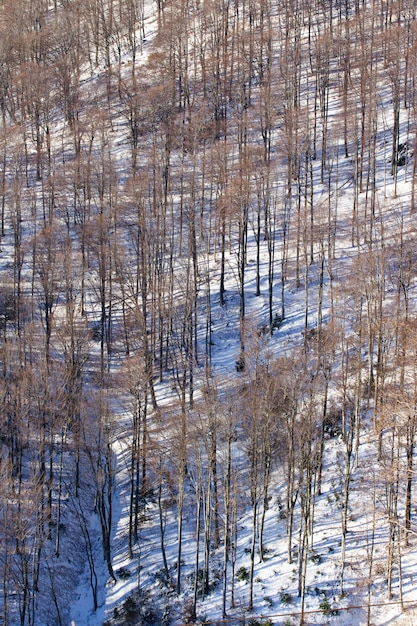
xmin=186 ymin=568 xmax=218 ymax=596
xmin=272 ymin=312 xmax=284 ymax=331
xmin=319 ymin=596 xmax=331 ymax=614
xmin=154 ymin=568 xmax=171 ymax=588
xmin=309 ymin=552 xmax=321 ymax=564
xmin=319 ymin=594 xmax=339 ymax=617
xmin=116 ymin=567 xmax=131 ymax=580
xmin=181 ymin=598 xmax=197 ymax=624
xmin=104 ymin=591 xmax=160 ymax=625
xmin=236 ymin=566 xmax=250 ymax=583
xmin=262 ymin=546 xmax=272 ymax=560
xmin=280 ymin=591 xmax=293 ymax=605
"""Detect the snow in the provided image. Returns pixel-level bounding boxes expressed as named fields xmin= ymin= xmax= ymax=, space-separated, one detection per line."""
xmin=69 ymin=181 xmax=417 ymax=624
xmin=1 ymin=0 xmax=417 ymax=625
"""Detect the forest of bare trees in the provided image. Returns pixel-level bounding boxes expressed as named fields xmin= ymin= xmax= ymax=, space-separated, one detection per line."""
xmin=1 ymin=0 xmax=417 ymax=624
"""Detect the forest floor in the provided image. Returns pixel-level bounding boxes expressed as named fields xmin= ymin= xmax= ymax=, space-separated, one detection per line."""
xmin=66 ymin=0 xmax=417 ymax=624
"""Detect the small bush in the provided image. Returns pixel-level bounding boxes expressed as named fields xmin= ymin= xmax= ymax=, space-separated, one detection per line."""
xmin=374 ymin=562 xmax=385 ymax=577
xmin=319 ymin=594 xmax=339 ymax=617
xmin=236 ymin=566 xmax=250 ymax=582
xmin=280 ymin=591 xmax=293 ymax=605
xmin=309 ymin=553 xmax=321 ymax=564
xmin=124 ymin=596 xmax=138 ymax=616
xmin=319 ymin=596 xmax=331 ymax=614
xmin=186 ymin=568 xmax=217 ymax=596
xmin=272 ymin=312 xmax=284 ymax=331
xmin=236 ymin=358 xmax=245 ymax=372
xmin=261 ymin=546 xmax=272 ymax=560
xmin=278 ymin=503 xmax=287 ymax=520
xmin=154 ymin=568 xmax=171 ymax=589
xmin=322 ymin=409 xmax=343 ymax=438
xmin=116 ymin=567 xmax=131 ymax=580
xmin=104 ymin=591 xmax=160 ymax=625
xmin=181 ymin=598 xmax=197 ymax=624
xmin=0 ymin=288 xmax=16 ymax=326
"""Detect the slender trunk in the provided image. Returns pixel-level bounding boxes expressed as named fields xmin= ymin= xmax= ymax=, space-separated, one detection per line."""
xmin=176 ymin=407 xmax=187 ymax=595
xmin=248 ymin=500 xmax=257 ymax=611
xmin=158 ymin=479 xmax=170 ymax=582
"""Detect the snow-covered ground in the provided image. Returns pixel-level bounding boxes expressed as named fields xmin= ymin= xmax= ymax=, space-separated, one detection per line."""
xmin=68 ymin=1 xmax=417 ymax=624
xmin=2 ymin=0 xmax=417 ymax=625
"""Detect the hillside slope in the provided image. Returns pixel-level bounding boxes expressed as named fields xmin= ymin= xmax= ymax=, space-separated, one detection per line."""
xmin=1 ymin=0 xmax=417 ymax=624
